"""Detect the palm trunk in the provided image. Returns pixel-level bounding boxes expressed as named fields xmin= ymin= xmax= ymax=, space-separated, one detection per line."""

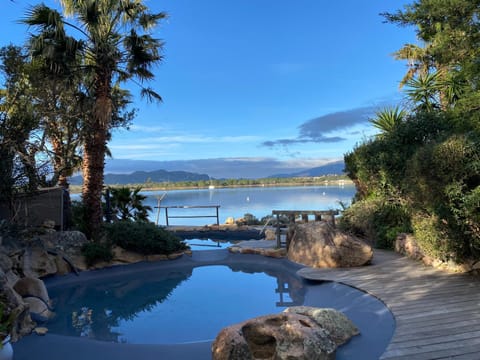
xmin=82 ymin=69 xmax=112 ymax=240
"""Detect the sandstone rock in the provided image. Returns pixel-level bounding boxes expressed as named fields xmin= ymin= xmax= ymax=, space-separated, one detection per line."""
xmin=24 ymin=297 xmax=54 ymax=322
xmin=0 ymin=280 xmax=35 ymax=342
xmin=21 ymin=248 xmax=57 ymax=278
xmin=212 ymin=312 xmax=336 ymax=360
xmin=111 ymin=246 xmax=144 ymax=264
xmin=40 ymin=231 xmax=88 ymax=258
xmin=264 ymin=228 xmax=276 ymax=241
xmin=395 ymin=233 xmax=424 ymax=261
xmin=287 ymin=222 xmax=373 ymax=268
xmin=225 ymin=217 xmax=235 ymax=225
xmin=13 ymin=277 xmax=50 ymax=304
xmin=284 ymin=307 xmax=359 ymax=346
xmin=54 ymin=254 xmax=72 ymax=275
xmin=33 ymin=327 xmax=48 ymax=336
xmin=263 ymin=248 xmax=287 ymax=258
xmin=167 ymin=252 xmax=183 ymax=260
xmin=146 ymin=254 xmax=168 ymax=262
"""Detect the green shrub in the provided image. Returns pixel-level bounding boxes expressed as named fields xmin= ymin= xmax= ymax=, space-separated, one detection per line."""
xmin=237 ymin=213 xmax=262 ymax=225
xmin=81 ymin=242 xmax=114 ymax=266
xmin=339 ymin=196 xmax=411 ymax=249
xmin=411 ymin=212 xmax=453 ymax=261
xmin=104 ymin=221 xmax=188 ymax=255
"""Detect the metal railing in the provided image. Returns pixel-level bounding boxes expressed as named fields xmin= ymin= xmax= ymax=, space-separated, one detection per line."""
xmin=156 ymin=205 xmax=220 ymax=226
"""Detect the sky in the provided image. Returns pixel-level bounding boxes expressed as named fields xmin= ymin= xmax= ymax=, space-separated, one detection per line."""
xmin=1 ymin=0 xmax=417 ymax=177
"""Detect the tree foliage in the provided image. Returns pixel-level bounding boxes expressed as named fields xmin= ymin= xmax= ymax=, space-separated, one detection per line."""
xmin=343 ymin=0 xmax=480 ymax=262
xmin=23 ymin=1 xmax=165 ymax=239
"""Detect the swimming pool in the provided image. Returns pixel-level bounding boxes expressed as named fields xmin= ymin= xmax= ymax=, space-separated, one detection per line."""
xmin=13 ymin=251 xmax=395 ymax=360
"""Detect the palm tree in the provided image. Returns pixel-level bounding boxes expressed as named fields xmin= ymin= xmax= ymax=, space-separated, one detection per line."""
xmin=23 ymin=1 xmax=165 ymax=239
xmin=370 ymin=106 xmax=407 ymax=137
xmin=108 ymin=186 xmax=152 ymax=222
xmin=394 ymin=43 xmax=434 ymax=88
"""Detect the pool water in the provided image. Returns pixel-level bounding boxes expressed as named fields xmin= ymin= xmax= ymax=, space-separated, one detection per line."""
xmin=39 ymin=258 xmax=395 ymax=360
xmin=184 ymin=238 xmax=238 ymax=251
xmin=47 ymin=265 xmax=302 ymax=344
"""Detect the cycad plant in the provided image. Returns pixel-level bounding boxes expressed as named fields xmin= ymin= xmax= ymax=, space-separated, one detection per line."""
xmin=108 ymin=186 xmax=152 ymax=222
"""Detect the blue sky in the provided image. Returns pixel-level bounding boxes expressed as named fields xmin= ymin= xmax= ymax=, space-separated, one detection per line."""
xmin=2 ymin=0 xmax=416 ymax=177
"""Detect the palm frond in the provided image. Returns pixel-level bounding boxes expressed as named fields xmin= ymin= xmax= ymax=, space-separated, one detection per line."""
xmin=21 ymin=4 xmax=65 ymax=33
xmin=140 ymin=87 xmax=162 ymax=103
xmin=370 ymin=106 xmax=407 ymax=136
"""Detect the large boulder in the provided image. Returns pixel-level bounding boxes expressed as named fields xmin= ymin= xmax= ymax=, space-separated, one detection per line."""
xmin=284 ymin=307 xmax=359 ymax=346
xmin=23 ymin=297 xmax=54 ymax=323
xmin=13 ymin=277 xmax=50 ymax=304
xmin=0 ymin=272 xmax=35 ymax=342
xmin=287 ymin=222 xmax=373 ymax=268
xmin=18 ymin=248 xmax=58 ymax=278
xmin=212 ymin=312 xmax=337 ymax=360
xmin=41 ymin=230 xmax=88 ymax=258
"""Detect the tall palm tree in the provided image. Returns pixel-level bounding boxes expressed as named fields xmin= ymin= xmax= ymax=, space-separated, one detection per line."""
xmin=394 ymin=43 xmax=434 ymax=88
xmin=24 ymin=1 xmax=165 ymax=239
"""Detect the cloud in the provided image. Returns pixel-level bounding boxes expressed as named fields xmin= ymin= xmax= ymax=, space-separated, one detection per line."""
xmin=261 ymin=103 xmax=384 ymax=149
xmin=262 ymin=135 xmax=345 ymax=148
xmin=299 ymin=106 xmax=374 ymax=138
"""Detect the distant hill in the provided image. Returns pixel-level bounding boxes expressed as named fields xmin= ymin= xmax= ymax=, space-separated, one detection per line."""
xmin=269 ymin=160 xmax=345 ymax=178
xmin=70 ymin=169 xmax=210 ymax=185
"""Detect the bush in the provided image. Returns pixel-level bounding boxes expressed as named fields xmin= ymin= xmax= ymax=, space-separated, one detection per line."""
xmin=237 ymin=213 xmax=262 ymax=226
xmin=81 ymin=242 xmax=113 ymax=267
xmin=411 ymin=212 xmax=454 ymax=261
xmin=104 ymin=221 xmax=188 ymax=255
xmin=339 ymin=196 xmax=411 ymax=249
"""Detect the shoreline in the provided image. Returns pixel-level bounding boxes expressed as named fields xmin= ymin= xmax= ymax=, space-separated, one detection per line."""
xmin=69 ymin=179 xmax=354 ymax=194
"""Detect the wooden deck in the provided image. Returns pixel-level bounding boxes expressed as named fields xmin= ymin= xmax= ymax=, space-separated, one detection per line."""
xmin=298 ymin=250 xmax=480 ymax=359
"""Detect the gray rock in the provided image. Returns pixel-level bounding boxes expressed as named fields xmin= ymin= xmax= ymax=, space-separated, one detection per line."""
xmin=21 ymin=248 xmax=57 ymax=278
xmin=212 ymin=311 xmax=342 ymax=360
xmin=284 ymin=307 xmax=359 ymax=346
xmin=23 ymin=297 xmax=54 ymax=322
xmin=287 ymin=222 xmax=373 ymax=268
xmin=40 ymin=231 xmax=88 ymax=258
xmin=13 ymin=277 xmax=50 ymax=304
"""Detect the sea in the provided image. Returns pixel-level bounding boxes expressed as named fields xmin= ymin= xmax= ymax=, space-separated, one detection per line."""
xmin=142 ymin=185 xmax=356 ymax=226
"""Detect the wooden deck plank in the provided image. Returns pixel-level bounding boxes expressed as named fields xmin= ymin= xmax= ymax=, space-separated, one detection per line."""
xmin=297 ymin=250 xmax=480 ymax=360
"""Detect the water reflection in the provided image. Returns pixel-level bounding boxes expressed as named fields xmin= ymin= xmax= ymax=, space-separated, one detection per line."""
xmin=47 ymin=264 xmax=305 ymax=344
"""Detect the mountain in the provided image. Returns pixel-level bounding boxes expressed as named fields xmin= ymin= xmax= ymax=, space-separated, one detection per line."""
xmin=102 ymin=158 xmax=337 ymax=179
xmin=70 ymin=169 xmax=210 ymax=185
xmin=269 ymin=160 xmax=345 ymax=178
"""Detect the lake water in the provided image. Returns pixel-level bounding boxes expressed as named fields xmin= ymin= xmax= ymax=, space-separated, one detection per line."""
xmin=72 ymin=185 xmax=356 ymax=226
xmin=144 ymin=185 xmax=356 ymax=226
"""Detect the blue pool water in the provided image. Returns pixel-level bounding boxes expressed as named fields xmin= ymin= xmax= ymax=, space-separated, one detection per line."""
xmin=47 ymin=265 xmax=302 ymax=344
xmin=184 ymin=238 xmax=238 ymax=250
xmin=40 ymin=257 xmax=395 ymax=360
